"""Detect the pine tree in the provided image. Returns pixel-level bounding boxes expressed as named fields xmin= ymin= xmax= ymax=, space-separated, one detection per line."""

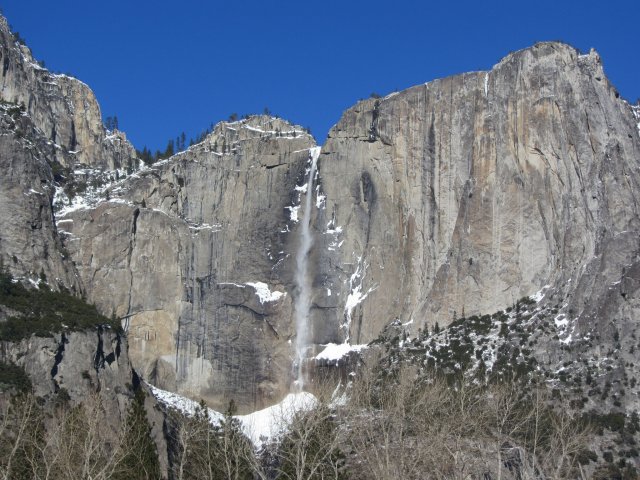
xmin=138 ymin=146 xmax=154 ymax=166
xmin=114 ymin=389 xmax=161 ymax=480
xmin=164 ymin=139 xmax=175 ymax=158
xmin=105 ymin=116 xmax=119 ymax=131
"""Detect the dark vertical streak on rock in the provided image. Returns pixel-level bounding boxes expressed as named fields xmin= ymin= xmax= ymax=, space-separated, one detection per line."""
xmin=50 ymin=332 xmax=67 ymax=392
xmin=125 ymin=208 xmax=140 ymax=318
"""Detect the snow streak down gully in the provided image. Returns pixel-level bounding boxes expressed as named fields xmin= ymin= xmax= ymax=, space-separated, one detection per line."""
xmin=293 ymin=147 xmax=321 ymax=391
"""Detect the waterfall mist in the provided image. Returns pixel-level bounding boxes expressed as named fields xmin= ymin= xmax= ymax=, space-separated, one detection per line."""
xmin=293 ymin=146 xmax=321 ymax=391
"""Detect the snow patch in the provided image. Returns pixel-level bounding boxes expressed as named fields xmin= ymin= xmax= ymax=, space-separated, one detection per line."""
xmin=218 ymin=282 xmax=245 ymax=288
xmin=286 ymin=205 xmax=300 ymax=222
xmin=316 ymin=188 xmax=326 ymax=209
xmin=218 ymin=281 xmax=285 ymax=304
xmin=554 ymin=313 xmax=568 ymax=329
xmin=148 ymin=383 xmax=316 ymax=449
xmin=241 ymin=123 xmax=311 ymax=140
xmin=326 ymin=224 xmax=342 ymax=235
xmin=343 ymin=256 xmax=376 ymax=341
xmin=236 ymin=392 xmax=317 ymax=448
xmin=315 ymin=343 xmax=367 ymax=362
xmin=531 ymin=285 xmax=550 ymax=303
xmin=187 ymin=222 xmax=222 ymax=233
xmin=54 ymin=165 xmax=137 ymax=219
xmin=148 ymin=383 xmax=224 ymax=422
xmin=245 ymin=282 xmax=286 ymax=304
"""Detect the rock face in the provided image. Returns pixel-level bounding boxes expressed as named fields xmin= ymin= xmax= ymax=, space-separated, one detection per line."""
xmin=0 ymin=328 xmax=132 ymax=417
xmin=314 ymin=42 xmax=640 ymax=343
xmin=0 ymin=15 xmax=136 ymax=171
xmin=0 ymin=325 xmax=170 ymax=477
xmin=2 ymin=12 xmax=640 ymax=416
xmin=59 ymin=117 xmax=317 ymax=412
xmin=0 ymin=101 xmax=79 ymax=288
xmin=0 ymin=16 xmax=137 ymax=287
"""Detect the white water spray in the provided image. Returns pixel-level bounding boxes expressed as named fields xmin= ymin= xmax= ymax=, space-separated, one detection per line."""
xmin=293 ymin=147 xmax=321 ymax=391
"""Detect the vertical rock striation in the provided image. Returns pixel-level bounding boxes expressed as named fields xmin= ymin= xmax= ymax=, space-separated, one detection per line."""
xmin=59 ymin=117 xmax=317 ymax=411
xmin=0 ymin=16 xmax=137 ymax=171
xmin=315 ymin=42 xmax=640 ymax=343
xmin=2 ymin=13 xmax=640 ymax=417
xmin=0 ymin=15 xmax=137 ymax=287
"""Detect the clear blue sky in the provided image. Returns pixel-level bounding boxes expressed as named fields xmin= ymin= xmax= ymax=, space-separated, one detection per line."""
xmin=2 ymin=0 xmax=638 ymax=152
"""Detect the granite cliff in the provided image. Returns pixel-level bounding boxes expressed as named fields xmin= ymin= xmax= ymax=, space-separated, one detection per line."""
xmin=0 ymin=15 xmax=136 ymax=171
xmin=1 ymin=12 xmax=640 ymax=422
xmin=59 ymin=117 xmax=317 ymax=411
xmin=315 ymin=42 xmax=640 ymax=343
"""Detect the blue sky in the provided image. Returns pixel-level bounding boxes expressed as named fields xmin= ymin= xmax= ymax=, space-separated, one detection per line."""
xmin=2 ymin=0 xmax=638 ymax=152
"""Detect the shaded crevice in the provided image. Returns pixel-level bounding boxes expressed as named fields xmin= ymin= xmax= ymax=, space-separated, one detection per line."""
xmin=50 ymin=332 xmax=68 ymax=392
xmin=69 ymin=120 xmax=77 ymax=151
xmin=2 ymin=54 xmax=9 ymax=77
xmin=264 ymin=163 xmax=287 ymax=170
xmin=130 ymin=208 xmax=140 ymax=238
xmin=359 ymin=171 xmax=376 ymax=247
xmin=115 ymin=332 xmax=121 ymax=359
xmin=368 ymin=99 xmax=380 ymax=142
xmin=125 ymin=208 xmax=140 ymax=317
xmin=131 ymin=368 xmax=141 ymax=391
xmin=94 ymin=326 xmax=105 ymax=371
xmin=263 ymin=316 xmax=280 ymax=338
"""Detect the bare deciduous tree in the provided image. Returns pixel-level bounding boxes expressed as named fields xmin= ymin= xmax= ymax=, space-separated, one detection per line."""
xmin=1 ymin=391 xmax=160 ymax=480
xmin=340 ymin=357 xmax=591 ymax=480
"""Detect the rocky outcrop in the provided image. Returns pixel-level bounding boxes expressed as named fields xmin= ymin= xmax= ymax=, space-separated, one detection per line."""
xmin=0 ymin=101 xmax=79 ymax=288
xmin=56 ymin=42 xmax=640 ymax=412
xmin=0 ymin=328 xmax=132 ymax=417
xmin=0 ymin=324 xmax=171 ymax=477
xmin=0 ymin=15 xmax=137 ymax=171
xmin=0 ymin=14 xmax=137 ymax=287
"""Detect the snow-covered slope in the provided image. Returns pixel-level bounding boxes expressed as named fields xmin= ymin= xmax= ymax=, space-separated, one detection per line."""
xmin=148 ymin=383 xmax=317 ymax=449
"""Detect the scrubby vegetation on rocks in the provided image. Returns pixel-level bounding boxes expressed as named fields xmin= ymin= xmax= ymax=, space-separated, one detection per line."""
xmin=0 ymin=269 xmax=120 ymax=341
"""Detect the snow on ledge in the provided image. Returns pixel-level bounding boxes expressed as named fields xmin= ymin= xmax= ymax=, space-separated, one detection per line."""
xmin=219 ymin=281 xmax=286 ymax=304
xmin=286 ymin=205 xmax=300 ymax=222
xmin=147 ymin=383 xmax=224 ymax=422
xmin=531 ymin=285 xmax=551 ymax=303
xmin=315 ymin=343 xmax=368 ymax=362
xmin=245 ymin=281 xmax=286 ymax=303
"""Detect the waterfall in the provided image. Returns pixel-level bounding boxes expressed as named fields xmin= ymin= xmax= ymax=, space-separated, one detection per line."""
xmin=293 ymin=146 xmax=321 ymax=391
